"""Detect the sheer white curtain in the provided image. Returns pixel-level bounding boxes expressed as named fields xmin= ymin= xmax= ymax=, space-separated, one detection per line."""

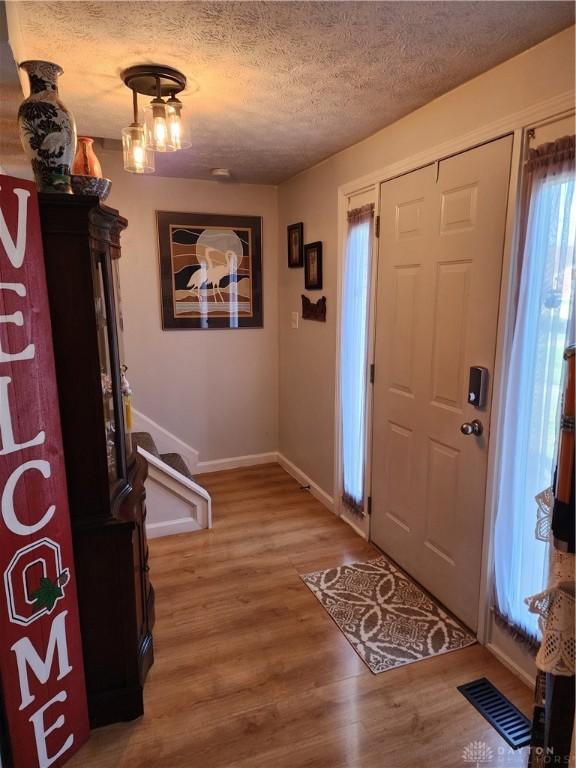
xmin=494 ymin=137 xmax=575 ymax=640
xmin=340 ymin=204 xmax=374 ymax=514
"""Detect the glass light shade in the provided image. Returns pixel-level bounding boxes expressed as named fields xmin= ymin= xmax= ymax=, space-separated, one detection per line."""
xmin=122 ymin=124 xmax=155 ymax=174
xmin=144 ymin=99 xmax=176 ymax=152
xmin=166 ymin=97 xmax=191 ymax=150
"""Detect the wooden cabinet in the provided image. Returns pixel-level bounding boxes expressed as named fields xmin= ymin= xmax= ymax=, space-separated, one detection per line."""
xmin=38 ymin=194 xmax=154 ymax=728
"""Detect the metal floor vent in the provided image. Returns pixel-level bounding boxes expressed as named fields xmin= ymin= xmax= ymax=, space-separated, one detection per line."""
xmin=457 ymin=678 xmax=532 ymax=749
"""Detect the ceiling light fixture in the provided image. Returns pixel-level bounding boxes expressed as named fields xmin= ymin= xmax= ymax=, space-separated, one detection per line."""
xmin=121 ymin=86 xmax=154 ymax=174
xmin=121 ymin=64 xmax=191 ymax=172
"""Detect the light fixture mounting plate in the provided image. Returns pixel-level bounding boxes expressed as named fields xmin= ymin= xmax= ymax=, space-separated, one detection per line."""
xmin=121 ymin=65 xmax=186 ymax=96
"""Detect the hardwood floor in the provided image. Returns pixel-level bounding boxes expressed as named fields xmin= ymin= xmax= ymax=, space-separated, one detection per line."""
xmin=70 ymin=464 xmax=533 ymax=767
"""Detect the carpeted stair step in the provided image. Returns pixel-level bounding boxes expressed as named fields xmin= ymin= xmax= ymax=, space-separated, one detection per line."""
xmin=160 ymin=453 xmax=194 ymax=481
xmin=132 ymin=431 xmax=160 ymax=459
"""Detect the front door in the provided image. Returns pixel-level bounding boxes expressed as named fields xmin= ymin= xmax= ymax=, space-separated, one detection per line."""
xmin=370 ymin=136 xmax=513 ymax=630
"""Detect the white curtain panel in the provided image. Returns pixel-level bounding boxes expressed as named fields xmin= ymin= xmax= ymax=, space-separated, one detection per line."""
xmin=340 ymin=212 xmax=373 ymax=513
xmin=494 ymin=159 xmax=575 ymax=640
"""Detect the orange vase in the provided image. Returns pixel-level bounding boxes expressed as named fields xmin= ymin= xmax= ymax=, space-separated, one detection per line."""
xmin=72 ymin=136 xmax=103 ymax=177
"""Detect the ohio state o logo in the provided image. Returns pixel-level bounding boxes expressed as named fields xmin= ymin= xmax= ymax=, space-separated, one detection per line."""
xmin=3 ymin=538 xmax=68 ymax=626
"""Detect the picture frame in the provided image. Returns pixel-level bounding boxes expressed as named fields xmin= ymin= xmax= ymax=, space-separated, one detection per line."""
xmin=157 ymin=211 xmax=263 ymax=330
xmin=287 ymin=222 xmax=304 ymax=268
xmin=304 ymin=241 xmax=323 ymax=290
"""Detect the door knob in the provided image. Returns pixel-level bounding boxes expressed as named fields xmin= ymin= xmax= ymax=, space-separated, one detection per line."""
xmin=461 ymin=419 xmax=483 ymax=436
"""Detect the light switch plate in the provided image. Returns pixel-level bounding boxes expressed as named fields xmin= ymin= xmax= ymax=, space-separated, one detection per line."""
xmin=291 ymin=312 xmax=299 ymax=329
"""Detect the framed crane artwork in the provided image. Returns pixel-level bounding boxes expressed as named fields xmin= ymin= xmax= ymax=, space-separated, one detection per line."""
xmin=157 ymin=211 xmax=263 ymax=329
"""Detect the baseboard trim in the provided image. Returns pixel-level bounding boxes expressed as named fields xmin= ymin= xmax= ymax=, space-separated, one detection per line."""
xmin=197 ymin=452 xmax=279 ymax=474
xmin=485 ymin=642 xmax=536 ymax=690
xmin=340 ymin=512 xmax=369 ymax=540
xmin=277 ymin=453 xmax=335 ymax=513
xmin=194 ymin=450 xmax=337 ymax=516
xmin=145 ymin=518 xmax=202 ymax=539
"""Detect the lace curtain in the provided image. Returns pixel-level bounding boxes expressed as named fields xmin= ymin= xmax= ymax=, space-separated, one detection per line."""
xmin=493 ymin=136 xmax=576 ymax=642
xmin=340 ymin=204 xmax=374 ymax=515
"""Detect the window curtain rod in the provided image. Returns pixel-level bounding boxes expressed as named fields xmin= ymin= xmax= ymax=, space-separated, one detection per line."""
xmin=347 ymin=203 xmax=374 ymax=224
xmin=525 ymin=135 xmax=575 ymax=172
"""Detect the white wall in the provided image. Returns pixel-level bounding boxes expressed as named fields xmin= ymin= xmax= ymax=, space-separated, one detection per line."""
xmin=277 ymin=26 xmax=575 ymax=516
xmin=101 ymin=148 xmax=279 ymax=463
xmin=3 ymin=23 xmax=573 ymax=685
xmin=4 ymin=26 xmax=572 ymax=478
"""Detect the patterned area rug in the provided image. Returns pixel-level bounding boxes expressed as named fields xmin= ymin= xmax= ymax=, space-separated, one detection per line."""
xmin=301 ymin=555 xmax=476 ymax=673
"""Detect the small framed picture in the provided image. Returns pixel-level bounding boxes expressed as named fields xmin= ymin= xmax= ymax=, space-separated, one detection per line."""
xmin=287 ymin=222 xmax=304 ymax=268
xmin=304 ymin=241 xmax=323 ymax=290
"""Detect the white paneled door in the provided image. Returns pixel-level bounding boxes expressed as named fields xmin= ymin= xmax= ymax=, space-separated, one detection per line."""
xmin=370 ymin=136 xmax=513 ymax=631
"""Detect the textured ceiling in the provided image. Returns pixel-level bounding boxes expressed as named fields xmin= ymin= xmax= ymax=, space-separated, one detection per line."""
xmin=7 ymin=1 xmax=576 ymax=184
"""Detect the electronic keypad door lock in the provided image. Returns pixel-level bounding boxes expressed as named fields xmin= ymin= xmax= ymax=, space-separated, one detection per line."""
xmin=468 ymin=366 xmax=488 ymax=408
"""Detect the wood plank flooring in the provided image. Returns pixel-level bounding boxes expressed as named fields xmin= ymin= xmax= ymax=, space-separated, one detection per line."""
xmin=69 ymin=464 xmax=533 ymax=767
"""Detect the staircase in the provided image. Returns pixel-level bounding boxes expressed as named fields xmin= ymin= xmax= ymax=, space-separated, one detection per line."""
xmin=132 ymin=431 xmax=212 ymax=539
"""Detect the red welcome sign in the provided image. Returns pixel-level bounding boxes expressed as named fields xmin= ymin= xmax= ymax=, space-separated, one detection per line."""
xmin=0 ymin=176 xmax=89 ymax=767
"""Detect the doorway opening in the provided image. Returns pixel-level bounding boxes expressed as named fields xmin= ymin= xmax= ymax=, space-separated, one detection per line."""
xmin=359 ymin=136 xmax=513 ymax=631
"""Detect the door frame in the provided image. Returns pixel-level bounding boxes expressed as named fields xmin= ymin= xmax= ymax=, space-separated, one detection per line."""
xmin=333 ymin=91 xmax=574 ymax=646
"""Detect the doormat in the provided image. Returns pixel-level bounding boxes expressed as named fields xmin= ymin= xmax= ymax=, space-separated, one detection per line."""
xmin=301 ymin=555 xmax=476 ymax=674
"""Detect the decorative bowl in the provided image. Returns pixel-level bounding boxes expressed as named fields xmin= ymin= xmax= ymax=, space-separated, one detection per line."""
xmin=71 ymin=175 xmax=112 ymax=201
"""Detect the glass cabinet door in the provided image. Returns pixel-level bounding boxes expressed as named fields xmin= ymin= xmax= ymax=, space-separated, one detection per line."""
xmin=112 ymin=257 xmax=134 ymax=460
xmin=94 ymin=249 xmax=126 ymax=486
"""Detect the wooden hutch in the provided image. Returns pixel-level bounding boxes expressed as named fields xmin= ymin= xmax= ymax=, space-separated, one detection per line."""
xmin=38 ymin=194 xmax=154 ymax=728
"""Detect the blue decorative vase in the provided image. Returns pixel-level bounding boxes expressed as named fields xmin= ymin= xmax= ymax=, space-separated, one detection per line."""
xmin=17 ymin=60 xmax=77 ymax=194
